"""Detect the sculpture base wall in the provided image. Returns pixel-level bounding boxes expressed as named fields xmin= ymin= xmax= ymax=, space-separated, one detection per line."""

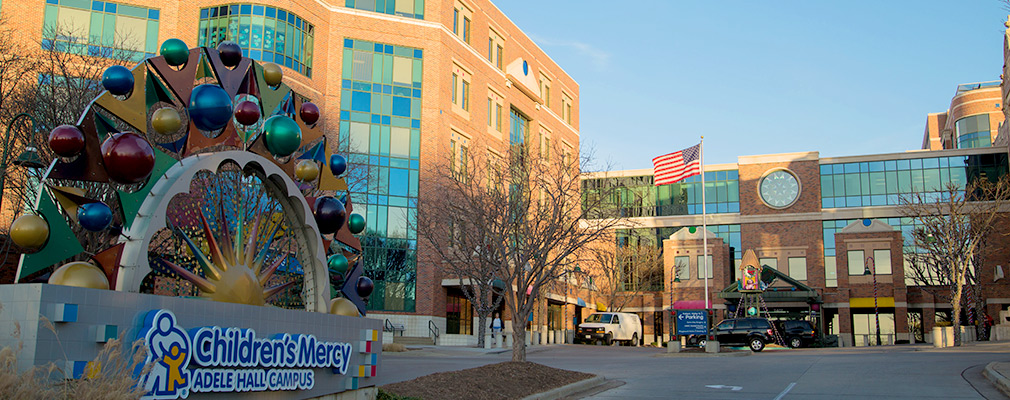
xmin=0 ymin=284 xmax=382 ymax=399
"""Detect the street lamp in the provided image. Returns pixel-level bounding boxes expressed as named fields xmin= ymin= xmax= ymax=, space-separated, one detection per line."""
xmin=0 ymin=113 xmax=44 ymax=216
xmin=863 ymin=256 xmax=881 ymax=346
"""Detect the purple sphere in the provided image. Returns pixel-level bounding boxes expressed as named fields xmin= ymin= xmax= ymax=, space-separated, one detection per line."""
xmin=217 ymin=41 xmax=243 ymax=68
xmin=313 ymin=196 xmax=346 ymax=235
xmin=356 ymin=276 xmax=374 ymax=298
xmin=234 ymin=100 xmax=261 ymax=126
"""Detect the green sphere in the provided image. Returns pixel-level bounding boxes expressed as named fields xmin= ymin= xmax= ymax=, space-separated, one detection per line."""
xmin=348 ymin=213 xmax=365 ymax=234
xmin=327 ymin=254 xmax=349 ymax=276
xmin=262 ymin=115 xmax=302 ymax=157
xmin=160 ymin=39 xmax=189 ymax=67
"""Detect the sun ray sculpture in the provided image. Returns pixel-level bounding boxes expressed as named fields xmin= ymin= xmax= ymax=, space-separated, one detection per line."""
xmin=8 ymin=39 xmax=373 ymax=316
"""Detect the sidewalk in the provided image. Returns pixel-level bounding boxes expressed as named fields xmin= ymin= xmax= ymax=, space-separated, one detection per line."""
xmin=984 ymin=361 xmax=1010 ymax=397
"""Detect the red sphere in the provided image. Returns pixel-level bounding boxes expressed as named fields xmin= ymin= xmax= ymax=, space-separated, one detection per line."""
xmin=48 ymin=125 xmax=86 ymax=158
xmin=299 ymin=102 xmax=320 ymax=125
xmin=234 ymin=100 xmax=261 ymax=126
xmin=101 ymin=132 xmax=155 ymax=184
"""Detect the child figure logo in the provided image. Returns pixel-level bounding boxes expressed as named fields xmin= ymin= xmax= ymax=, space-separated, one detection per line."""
xmin=140 ymin=309 xmax=192 ymax=399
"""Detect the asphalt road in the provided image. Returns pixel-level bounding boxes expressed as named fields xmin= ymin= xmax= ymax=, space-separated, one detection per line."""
xmin=378 ymin=342 xmax=1010 ymax=399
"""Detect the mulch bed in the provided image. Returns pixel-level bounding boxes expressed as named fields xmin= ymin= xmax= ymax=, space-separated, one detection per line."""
xmin=380 ymin=361 xmax=595 ymax=400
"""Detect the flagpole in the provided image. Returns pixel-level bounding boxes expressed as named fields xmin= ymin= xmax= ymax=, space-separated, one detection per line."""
xmin=701 ymin=136 xmax=709 ymax=310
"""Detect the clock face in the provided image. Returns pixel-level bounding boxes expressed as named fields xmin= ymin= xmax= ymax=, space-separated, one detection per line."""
xmin=759 ymin=169 xmax=800 ymax=209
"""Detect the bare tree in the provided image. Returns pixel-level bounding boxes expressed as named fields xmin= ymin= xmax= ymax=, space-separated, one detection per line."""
xmin=900 ymin=178 xmax=1010 ymax=345
xmin=588 ymin=238 xmax=664 ymax=312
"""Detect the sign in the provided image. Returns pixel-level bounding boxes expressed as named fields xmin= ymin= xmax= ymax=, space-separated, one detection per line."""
xmin=676 ymin=310 xmax=708 ymax=335
xmin=138 ymin=309 xmax=353 ymax=399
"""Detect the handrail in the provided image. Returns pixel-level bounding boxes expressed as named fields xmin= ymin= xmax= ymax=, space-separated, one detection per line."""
xmin=428 ymin=320 xmax=439 ymax=340
xmin=384 ymin=319 xmax=394 ymax=332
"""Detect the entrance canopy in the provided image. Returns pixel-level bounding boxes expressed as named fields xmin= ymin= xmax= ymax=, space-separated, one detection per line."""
xmin=718 ymin=266 xmax=821 ymax=303
xmin=673 ymin=300 xmax=709 ymax=309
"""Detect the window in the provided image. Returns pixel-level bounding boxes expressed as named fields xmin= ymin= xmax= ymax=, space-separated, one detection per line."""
xmin=788 ymin=257 xmax=807 ymax=280
xmin=872 ymin=249 xmax=892 ymax=275
xmin=487 ymin=37 xmax=493 ymax=61
xmin=561 ymin=92 xmax=573 ymax=124
xmin=510 ymin=108 xmax=529 ymax=146
xmin=451 ymin=1 xmax=471 ymax=44
xmin=42 ymin=0 xmax=160 ymax=62
xmin=496 ymin=103 xmax=502 ymax=131
xmin=486 ymin=97 xmax=492 ymax=127
xmin=697 ymin=255 xmax=712 ymax=279
xmin=445 ymin=292 xmax=473 ymax=334
xmin=539 ymin=76 xmax=551 ymax=107
xmin=461 ymin=79 xmax=469 ymax=110
xmin=956 ymin=114 xmax=992 ymax=149
xmin=496 ymin=45 xmax=503 ymax=70
xmin=462 ymin=17 xmax=470 ymax=43
xmin=759 ymin=257 xmax=778 ymax=271
xmin=198 ymin=4 xmax=315 ymax=77
xmin=450 ymin=139 xmax=456 ymax=174
xmin=459 ymin=143 xmax=468 ymax=178
xmin=453 ymin=8 xmax=458 ymax=34
xmin=451 ymin=63 xmax=471 ymax=114
xmin=847 ymin=250 xmax=865 ymax=275
xmin=451 ymin=72 xmax=457 ymax=104
xmin=346 ymin=0 xmax=424 ymax=19
xmin=674 ymin=256 xmax=690 ymax=281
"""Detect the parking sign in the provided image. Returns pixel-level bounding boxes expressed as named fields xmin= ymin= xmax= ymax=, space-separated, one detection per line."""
xmin=676 ymin=310 xmax=708 ymax=335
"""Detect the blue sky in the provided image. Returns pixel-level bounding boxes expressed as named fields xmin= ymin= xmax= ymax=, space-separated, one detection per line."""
xmin=496 ymin=1 xmax=1010 ymax=170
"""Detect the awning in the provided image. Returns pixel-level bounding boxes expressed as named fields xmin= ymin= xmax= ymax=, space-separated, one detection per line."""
xmin=850 ymin=297 xmax=895 ymax=308
xmin=673 ymin=300 xmax=709 ymax=310
xmin=577 ymin=298 xmax=586 ymax=307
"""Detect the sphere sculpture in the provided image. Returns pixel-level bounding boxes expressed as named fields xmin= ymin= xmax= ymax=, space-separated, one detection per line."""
xmin=300 ymin=102 xmax=320 ymax=125
xmin=329 ymin=154 xmax=347 ymax=177
xmin=217 ymin=41 xmax=243 ymax=68
xmin=151 ymin=108 xmax=182 ymax=134
xmin=77 ymin=202 xmax=113 ymax=232
xmin=48 ymin=125 xmax=85 ymax=159
xmin=262 ymin=115 xmax=301 ymax=157
xmin=101 ymin=132 xmax=156 ymax=185
xmin=295 ymin=160 xmax=319 ymax=182
xmin=233 ymin=100 xmax=261 ymax=126
xmin=262 ymin=63 xmax=283 ymax=86
xmin=327 ymin=254 xmax=349 ymax=278
xmin=347 ymin=213 xmax=366 ymax=234
xmin=188 ymin=84 xmax=234 ymax=132
xmin=49 ymin=261 xmax=109 ymax=290
xmin=102 ymin=65 xmax=134 ymax=96
xmin=356 ymin=276 xmax=374 ymax=298
xmin=313 ymin=196 xmax=346 ymax=235
xmin=329 ymin=297 xmax=359 ymax=316
xmin=159 ymin=38 xmax=189 ymax=67
xmin=10 ymin=214 xmax=49 ymax=249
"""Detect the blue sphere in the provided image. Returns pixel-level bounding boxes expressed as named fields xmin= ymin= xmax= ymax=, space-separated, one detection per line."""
xmin=188 ymin=84 xmax=234 ymax=131
xmin=77 ymin=202 xmax=113 ymax=232
xmin=330 ymin=154 xmax=347 ymax=177
xmin=102 ymin=66 xmax=134 ymax=96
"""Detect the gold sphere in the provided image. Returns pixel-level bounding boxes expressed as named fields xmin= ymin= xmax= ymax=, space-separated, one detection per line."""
xmin=262 ymin=63 xmax=283 ymax=86
xmin=151 ymin=107 xmax=182 ymax=134
xmin=329 ymin=297 xmax=360 ymax=317
xmin=294 ymin=160 xmax=320 ymax=182
xmin=49 ymin=262 xmax=109 ymax=290
xmin=10 ymin=214 xmax=49 ymax=249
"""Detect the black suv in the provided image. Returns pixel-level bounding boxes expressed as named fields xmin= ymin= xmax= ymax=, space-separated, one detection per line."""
xmin=776 ymin=320 xmax=816 ymax=348
xmin=711 ymin=317 xmax=775 ymax=352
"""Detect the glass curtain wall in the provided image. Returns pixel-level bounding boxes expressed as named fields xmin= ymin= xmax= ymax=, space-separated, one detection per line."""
xmin=345 ymin=0 xmax=424 ymax=19
xmin=583 ymin=171 xmax=739 ymax=219
xmin=42 ymin=0 xmax=159 ymax=61
xmin=198 ymin=4 xmax=314 ymax=77
xmin=339 ymin=38 xmax=423 ymax=311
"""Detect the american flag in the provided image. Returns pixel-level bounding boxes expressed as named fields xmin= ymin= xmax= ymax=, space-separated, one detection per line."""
xmin=652 ymin=144 xmax=701 ymax=186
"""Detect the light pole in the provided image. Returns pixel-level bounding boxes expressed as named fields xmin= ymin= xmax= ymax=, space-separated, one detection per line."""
xmin=863 ymin=256 xmax=880 ymax=346
xmin=0 ymin=113 xmax=45 ymax=213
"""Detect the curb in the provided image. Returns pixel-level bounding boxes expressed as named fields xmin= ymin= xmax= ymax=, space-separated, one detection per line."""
xmin=983 ymin=362 xmax=1010 ymax=398
xmin=654 ymin=350 xmax=752 ymax=358
xmin=521 ymin=375 xmax=606 ymax=400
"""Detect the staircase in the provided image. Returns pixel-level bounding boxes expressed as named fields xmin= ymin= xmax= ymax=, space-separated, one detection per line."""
xmin=393 ymin=336 xmax=435 ymax=346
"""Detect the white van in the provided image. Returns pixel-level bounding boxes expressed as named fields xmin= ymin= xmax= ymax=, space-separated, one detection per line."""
xmin=576 ymin=312 xmax=642 ymax=346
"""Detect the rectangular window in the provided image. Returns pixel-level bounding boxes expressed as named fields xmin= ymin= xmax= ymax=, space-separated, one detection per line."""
xmin=451 ymin=72 xmax=457 ymax=104
xmin=759 ymin=257 xmax=778 ymax=271
xmin=847 ymin=250 xmax=865 ymax=275
xmin=44 ymin=1 xmax=161 ymax=62
xmin=495 ymin=103 xmax=502 ymax=131
xmin=788 ymin=257 xmax=807 ymax=281
xmin=453 ymin=8 xmax=458 ymax=34
xmin=544 ymin=83 xmax=550 ymax=107
xmin=487 ymin=97 xmax=492 ymax=127
xmin=674 ymin=256 xmax=690 ymax=281
xmin=459 ymin=143 xmax=468 ymax=178
xmin=445 ymin=292 xmax=473 ymax=335
xmin=873 ymin=249 xmax=892 ymax=275
xmin=461 ymin=79 xmax=469 ymax=110
xmin=450 ymin=139 xmax=456 ymax=174
xmin=462 ymin=17 xmax=470 ymax=43
xmin=496 ymin=44 xmax=503 ymax=70
xmin=697 ymin=255 xmax=713 ymax=279
xmin=487 ymin=37 xmax=493 ymax=61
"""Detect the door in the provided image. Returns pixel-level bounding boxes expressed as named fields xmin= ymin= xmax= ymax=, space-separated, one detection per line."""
xmin=730 ymin=319 xmax=754 ymax=345
xmin=714 ymin=320 xmax=735 ymax=344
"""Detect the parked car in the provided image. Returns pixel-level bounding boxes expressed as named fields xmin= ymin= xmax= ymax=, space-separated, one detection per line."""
xmin=776 ymin=320 xmax=816 ymax=348
xmin=576 ymin=312 xmax=642 ymax=346
xmin=710 ymin=317 xmax=776 ymax=352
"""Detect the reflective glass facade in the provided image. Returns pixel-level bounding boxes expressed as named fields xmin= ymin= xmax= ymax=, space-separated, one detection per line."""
xmin=620 ymin=224 xmax=742 ymax=263
xmin=956 ymin=114 xmax=991 ymax=149
xmin=339 ymin=38 xmax=422 ymax=312
xmin=584 ymin=171 xmax=739 ymax=219
xmin=198 ymin=4 xmax=314 ymax=77
xmin=345 ymin=0 xmax=424 ymax=19
xmin=819 ymin=153 xmax=1008 ymax=208
xmin=822 ymin=218 xmax=921 ymax=288
xmin=42 ymin=0 xmax=159 ymax=61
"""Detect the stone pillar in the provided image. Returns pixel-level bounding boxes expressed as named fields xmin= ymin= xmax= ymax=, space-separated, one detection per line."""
xmin=666 ymin=341 xmax=681 ymax=353
xmin=895 ymin=307 xmax=909 ymax=343
xmin=838 ymin=307 xmax=853 ymax=348
xmin=505 ymin=332 xmax=513 ymax=348
xmin=484 ymin=334 xmax=492 ymax=349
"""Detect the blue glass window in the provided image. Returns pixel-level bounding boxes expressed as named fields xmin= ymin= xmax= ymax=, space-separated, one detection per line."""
xmin=198 ymin=4 xmax=314 ymax=78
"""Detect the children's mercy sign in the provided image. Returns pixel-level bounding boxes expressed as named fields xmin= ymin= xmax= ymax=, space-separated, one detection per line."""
xmin=137 ymin=309 xmax=353 ymax=399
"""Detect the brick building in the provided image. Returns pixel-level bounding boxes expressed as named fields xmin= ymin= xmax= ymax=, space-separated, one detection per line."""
xmin=0 ymin=0 xmax=580 ymax=338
